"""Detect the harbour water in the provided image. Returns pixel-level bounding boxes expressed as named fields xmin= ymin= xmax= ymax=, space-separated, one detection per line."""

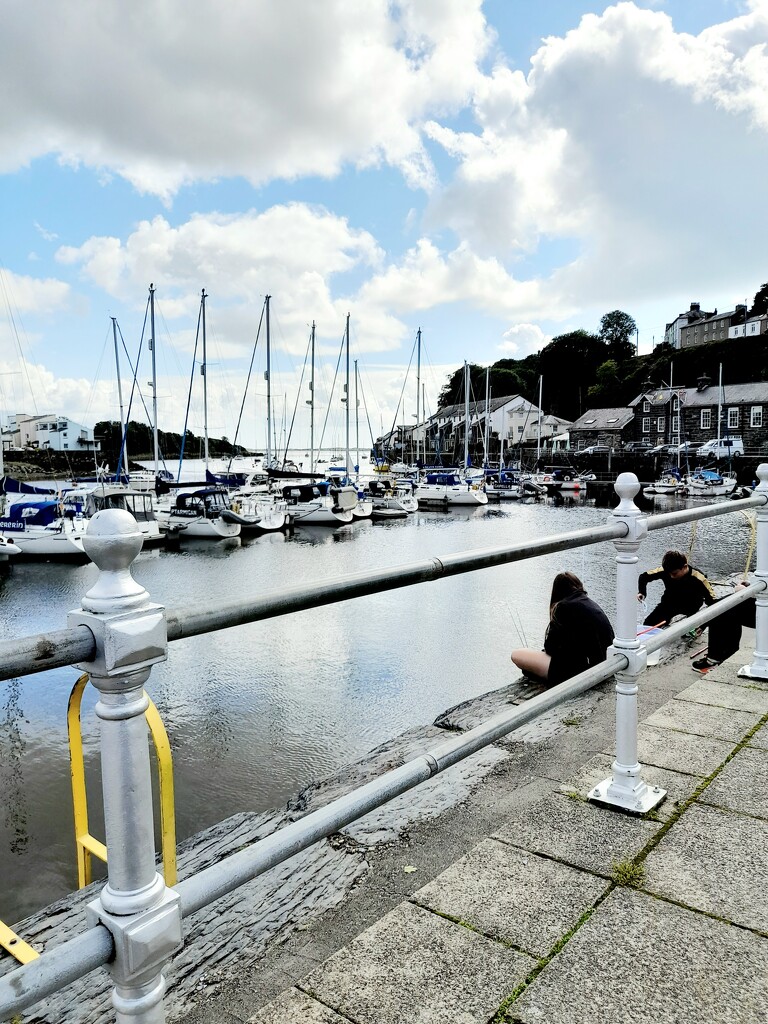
xmin=0 ymin=483 xmax=756 ymax=923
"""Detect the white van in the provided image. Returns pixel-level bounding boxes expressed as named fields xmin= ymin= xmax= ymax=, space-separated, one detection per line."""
xmin=697 ymin=437 xmax=744 ymax=459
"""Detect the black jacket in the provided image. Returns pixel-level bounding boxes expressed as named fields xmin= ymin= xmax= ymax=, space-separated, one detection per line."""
xmin=638 ymin=564 xmax=716 ymax=616
xmin=544 ymin=591 xmax=614 ymax=686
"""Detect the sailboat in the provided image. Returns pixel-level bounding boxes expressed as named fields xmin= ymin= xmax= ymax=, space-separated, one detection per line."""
xmin=683 ymin=365 xmax=736 ymax=497
xmin=269 ymin=309 xmax=357 ymax=525
xmin=154 ymin=290 xmax=241 ymax=539
xmin=415 ymin=362 xmax=488 ymax=507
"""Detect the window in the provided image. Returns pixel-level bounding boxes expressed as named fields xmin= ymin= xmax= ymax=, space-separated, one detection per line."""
xmin=672 ymin=397 xmax=679 ymax=411
xmin=672 ymin=415 xmax=679 ymax=433
xmin=751 ymin=406 xmax=763 ymax=428
xmin=728 ymin=408 xmax=739 ymax=429
xmin=657 ymin=416 xmax=665 ymax=432
xmin=701 ymin=409 xmax=711 ymax=430
xmin=642 ymin=417 xmax=650 ymax=433
xmin=643 ymin=401 xmax=650 ymax=413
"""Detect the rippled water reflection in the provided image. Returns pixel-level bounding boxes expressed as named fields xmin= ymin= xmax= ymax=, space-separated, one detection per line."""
xmin=0 ymin=492 xmax=755 ymax=920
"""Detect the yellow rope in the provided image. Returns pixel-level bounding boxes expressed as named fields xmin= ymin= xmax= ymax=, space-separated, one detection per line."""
xmin=741 ymin=511 xmax=757 ymax=578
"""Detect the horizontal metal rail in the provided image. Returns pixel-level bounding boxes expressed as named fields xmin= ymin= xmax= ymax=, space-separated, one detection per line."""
xmin=0 ymin=651 xmax=626 ymax=1017
xmin=2 ymin=498 xmax=764 ymax=685
xmin=0 ymin=925 xmax=114 ymax=1019
xmin=0 ymin=522 xmax=628 ymax=682
xmin=646 ymin=492 xmax=764 ymax=530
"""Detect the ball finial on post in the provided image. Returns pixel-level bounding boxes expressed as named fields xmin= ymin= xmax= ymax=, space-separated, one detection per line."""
xmin=81 ymin=509 xmax=148 ymax=614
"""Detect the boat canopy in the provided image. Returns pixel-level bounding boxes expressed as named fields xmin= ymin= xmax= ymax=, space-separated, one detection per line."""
xmin=0 ymin=500 xmax=62 ymax=529
xmin=425 ymin=473 xmax=462 ymax=485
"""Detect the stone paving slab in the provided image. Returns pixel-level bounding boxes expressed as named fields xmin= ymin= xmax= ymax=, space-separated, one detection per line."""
xmin=248 ymin=988 xmax=347 ymax=1023
xmin=561 ymin=754 xmax=700 ymax=821
xmin=512 ymin=887 xmax=768 ymax=1024
xmin=606 ymin=723 xmax=733 ymax=777
xmin=643 ymin=802 xmax=768 ymax=932
xmin=674 ymin=677 xmax=768 ymax=714
xmin=413 ymin=838 xmax=608 ymax=958
xmin=493 ymin=792 xmax=660 ymax=877
xmin=302 ymin=901 xmax=534 ymax=1024
xmin=698 ymin=745 xmax=768 ymax=820
xmin=642 ymin=698 xmax=762 ymax=743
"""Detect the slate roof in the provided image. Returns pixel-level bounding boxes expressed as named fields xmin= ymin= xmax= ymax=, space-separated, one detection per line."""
xmin=630 ymin=382 xmax=768 ymax=409
xmin=570 ymin=408 xmax=635 ymax=432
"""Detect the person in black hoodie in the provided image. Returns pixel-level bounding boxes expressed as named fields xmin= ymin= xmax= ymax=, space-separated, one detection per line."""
xmin=511 ymin=571 xmax=614 ymax=686
xmin=638 ymin=549 xmax=716 ymax=627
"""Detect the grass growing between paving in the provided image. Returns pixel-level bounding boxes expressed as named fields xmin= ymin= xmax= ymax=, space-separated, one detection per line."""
xmin=490 ymin=702 xmax=768 ymax=1023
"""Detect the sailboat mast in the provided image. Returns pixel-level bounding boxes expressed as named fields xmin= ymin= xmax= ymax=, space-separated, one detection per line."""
xmin=201 ymin=289 xmax=209 ymax=471
xmin=111 ymin=316 xmax=127 ymax=476
xmin=344 ymin=312 xmax=351 ymax=479
xmin=536 ymin=376 xmax=543 ymax=463
xmin=265 ymin=294 xmax=272 ymax=465
xmin=484 ymin=367 xmax=490 ymax=468
xmin=416 ymin=327 xmax=421 ymax=467
xmin=354 ymin=359 xmax=360 ymax=481
xmin=464 ymin=361 xmax=470 ymax=469
xmin=309 ymin=320 xmax=315 ymax=472
xmin=149 ymin=283 xmax=159 ymax=476
xmin=717 ymin=363 xmax=723 ymax=447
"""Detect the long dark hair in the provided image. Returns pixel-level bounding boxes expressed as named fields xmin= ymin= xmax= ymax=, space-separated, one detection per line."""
xmin=549 ymin=571 xmax=585 ymax=618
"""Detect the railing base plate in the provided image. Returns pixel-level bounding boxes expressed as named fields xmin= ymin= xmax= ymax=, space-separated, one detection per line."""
xmin=588 ymin=777 xmax=667 ymax=816
xmin=737 ymin=664 xmax=768 ymax=681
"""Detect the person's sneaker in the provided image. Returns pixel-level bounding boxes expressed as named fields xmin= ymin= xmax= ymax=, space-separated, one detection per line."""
xmin=692 ymin=656 xmax=719 ymax=673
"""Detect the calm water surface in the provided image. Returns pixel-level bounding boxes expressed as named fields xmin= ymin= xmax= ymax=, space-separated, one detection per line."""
xmin=0 ymin=490 xmax=754 ymax=921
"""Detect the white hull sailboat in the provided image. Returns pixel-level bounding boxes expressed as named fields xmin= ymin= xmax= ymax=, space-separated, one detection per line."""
xmin=415 ymin=472 xmax=488 ymax=507
xmin=0 ymin=500 xmax=87 ymax=557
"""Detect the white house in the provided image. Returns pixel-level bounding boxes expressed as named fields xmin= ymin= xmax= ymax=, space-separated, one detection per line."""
xmin=4 ymin=413 xmax=99 ymax=452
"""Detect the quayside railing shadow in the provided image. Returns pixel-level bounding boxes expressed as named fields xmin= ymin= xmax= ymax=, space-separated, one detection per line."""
xmin=1 ymin=469 xmax=768 ymax=1024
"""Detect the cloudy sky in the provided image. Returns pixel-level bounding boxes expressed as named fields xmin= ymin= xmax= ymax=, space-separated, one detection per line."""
xmin=1 ymin=0 xmax=766 ymax=453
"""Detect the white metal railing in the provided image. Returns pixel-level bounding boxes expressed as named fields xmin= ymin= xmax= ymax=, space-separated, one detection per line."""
xmin=1 ymin=469 xmax=767 ymax=1023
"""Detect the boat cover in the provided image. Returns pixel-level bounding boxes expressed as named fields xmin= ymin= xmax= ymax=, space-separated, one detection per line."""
xmin=0 ymin=500 xmax=62 ymax=529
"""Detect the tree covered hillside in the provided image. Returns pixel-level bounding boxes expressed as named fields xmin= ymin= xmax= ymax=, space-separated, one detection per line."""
xmin=439 ymin=300 xmax=768 ymax=423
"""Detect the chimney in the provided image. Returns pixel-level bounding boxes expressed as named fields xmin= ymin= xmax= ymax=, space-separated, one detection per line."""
xmin=696 ymin=374 xmax=711 ymax=392
xmin=690 ymin=302 xmax=700 ymax=312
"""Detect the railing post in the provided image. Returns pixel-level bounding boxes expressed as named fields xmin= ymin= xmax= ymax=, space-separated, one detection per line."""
xmin=67 ymin=509 xmax=181 ymax=1024
xmin=739 ymin=463 xmax=768 ymax=680
xmin=589 ymin=472 xmax=666 ymax=814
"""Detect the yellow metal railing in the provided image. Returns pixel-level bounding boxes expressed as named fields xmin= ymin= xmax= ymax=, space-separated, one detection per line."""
xmin=67 ymin=674 xmax=177 ymax=889
xmin=0 ymin=919 xmax=39 ymax=965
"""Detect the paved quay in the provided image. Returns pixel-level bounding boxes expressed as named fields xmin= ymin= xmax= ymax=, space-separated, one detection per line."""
xmin=181 ymin=629 xmax=768 ymax=1024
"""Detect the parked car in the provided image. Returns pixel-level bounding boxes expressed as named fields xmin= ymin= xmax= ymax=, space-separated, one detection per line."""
xmin=676 ymin=441 xmax=700 ymax=454
xmin=579 ymin=445 xmax=612 ymax=455
xmin=648 ymin=442 xmax=676 ymax=455
xmin=623 ymin=441 xmax=654 ymax=453
xmin=697 ymin=437 xmax=744 ymax=459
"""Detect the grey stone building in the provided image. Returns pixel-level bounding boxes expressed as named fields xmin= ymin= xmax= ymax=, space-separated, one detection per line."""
xmin=629 ymin=376 xmax=768 ymax=452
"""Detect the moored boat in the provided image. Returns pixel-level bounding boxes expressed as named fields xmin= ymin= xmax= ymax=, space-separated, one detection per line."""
xmin=0 ymin=500 xmax=87 ymax=558
xmin=415 ymin=472 xmax=488 ymax=507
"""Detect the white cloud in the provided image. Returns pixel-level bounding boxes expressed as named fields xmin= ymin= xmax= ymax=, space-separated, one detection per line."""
xmin=426 ymin=2 xmax=768 ymax=317
xmin=0 ymin=0 xmax=492 ymax=199
xmin=498 ymin=323 xmax=551 ymax=356
xmin=0 ymin=268 xmax=69 ymax=314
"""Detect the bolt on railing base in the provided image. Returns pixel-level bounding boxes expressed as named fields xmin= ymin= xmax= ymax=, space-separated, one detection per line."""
xmin=588 ymin=777 xmax=667 ymax=816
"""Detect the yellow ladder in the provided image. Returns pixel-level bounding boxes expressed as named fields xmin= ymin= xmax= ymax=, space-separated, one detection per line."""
xmin=67 ymin=673 xmax=177 ymax=888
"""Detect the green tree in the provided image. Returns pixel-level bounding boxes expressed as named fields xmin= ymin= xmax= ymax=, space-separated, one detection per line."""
xmin=749 ymin=282 xmax=768 ymax=318
xmin=598 ymin=310 xmax=637 ymax=362
xmin=538 ymin=329 xmax=604 ymax=421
